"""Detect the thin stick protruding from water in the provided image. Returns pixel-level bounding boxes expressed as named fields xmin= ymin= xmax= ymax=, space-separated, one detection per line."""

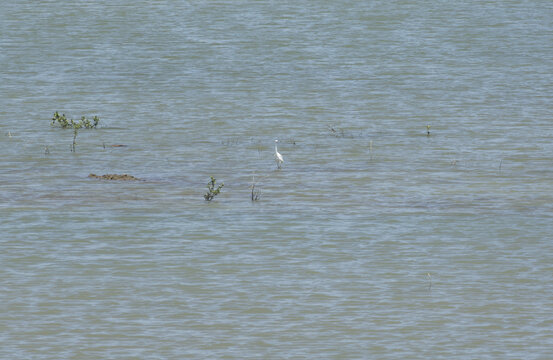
xmin=250 ymin=175 xmax=261 ymax=201
xmin=369 ymin=140 xmax=373 ymax=160
xmin=427 ymin=273 xmax=432 ymax=291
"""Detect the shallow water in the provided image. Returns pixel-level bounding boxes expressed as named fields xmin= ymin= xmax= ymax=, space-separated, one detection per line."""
xmin=1 ymin=1 xmax=553 ymax=359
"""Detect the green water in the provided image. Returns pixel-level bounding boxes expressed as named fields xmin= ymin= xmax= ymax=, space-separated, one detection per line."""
xmin=1 ymin=1 xmax=553 ymax=358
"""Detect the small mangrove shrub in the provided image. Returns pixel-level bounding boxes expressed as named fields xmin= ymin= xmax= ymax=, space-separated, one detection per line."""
xmin=52 ymin=111 xmax=99 ymax=129
xmin=204 ymin=176 xmax=224 ymax=201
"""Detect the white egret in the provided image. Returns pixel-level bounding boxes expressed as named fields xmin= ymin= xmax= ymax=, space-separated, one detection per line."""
xmin=274 ymin=139 xmax=284 ymax=169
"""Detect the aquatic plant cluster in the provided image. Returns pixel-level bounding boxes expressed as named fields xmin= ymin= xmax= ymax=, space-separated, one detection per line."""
xmin=204 ymin=176 xmax=224 ymax=201
xmin=51 ymin=111 xmax=99 ymax=129
xmin=51 ymin=111 xmax=100 ymax=153
xmin=48 ymin=113 xmax=228 ymax=201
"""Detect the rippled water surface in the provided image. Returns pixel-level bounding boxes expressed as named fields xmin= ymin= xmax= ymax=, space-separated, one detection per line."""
xmin=1 ymin=1 xmax=553 ymax=359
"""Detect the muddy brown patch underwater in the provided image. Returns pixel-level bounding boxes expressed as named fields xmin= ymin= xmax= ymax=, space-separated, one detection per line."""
xmin=88 ymin=173 xmax=141 ymax=181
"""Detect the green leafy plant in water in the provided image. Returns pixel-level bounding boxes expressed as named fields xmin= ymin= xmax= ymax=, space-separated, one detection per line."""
xmin=204 ymin=176 xmax=224 ymax=201
xmin=51 ymin=111 xmax=99 ymax=129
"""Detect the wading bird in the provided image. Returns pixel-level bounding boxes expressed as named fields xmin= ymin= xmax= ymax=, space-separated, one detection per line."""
xmin=274 ymin=139 xmax=284 ymax=169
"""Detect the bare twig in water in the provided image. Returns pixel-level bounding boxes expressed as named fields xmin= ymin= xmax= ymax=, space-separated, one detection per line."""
xmin=426 ymin=273 xmax=432 ymax=291
xmin=369 ymin=140 xmax=373 ymax=160
xmin=250 ymin=175 xmax=261 ymax=201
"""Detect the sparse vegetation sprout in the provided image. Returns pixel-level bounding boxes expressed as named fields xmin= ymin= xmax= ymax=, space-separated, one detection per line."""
xmin=204 ymin=176 xmax=224 ymax=201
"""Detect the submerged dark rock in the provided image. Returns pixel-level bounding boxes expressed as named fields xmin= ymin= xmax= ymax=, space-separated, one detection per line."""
xmin=88 ymin=173 xmax=140 ymax=181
